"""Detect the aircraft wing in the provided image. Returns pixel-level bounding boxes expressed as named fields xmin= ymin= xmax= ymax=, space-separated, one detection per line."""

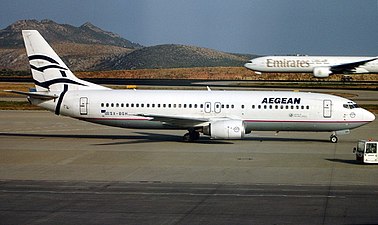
xmin=4 ymin=90 xmax=58 ymax=100
xmin=330 ymin=57 xmax=378 ymax=74
xmin=137 ymin=113 xmax=210 ymax=128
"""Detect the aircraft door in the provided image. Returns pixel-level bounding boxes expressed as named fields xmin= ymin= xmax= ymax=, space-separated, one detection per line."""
xmin=323 ymin=100 xmax=332 ymax=118
xmin=80 ymin=97 xmax=88 ymax=115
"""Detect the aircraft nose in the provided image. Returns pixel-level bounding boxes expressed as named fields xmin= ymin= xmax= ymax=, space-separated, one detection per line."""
xmin=244 ymin=62 xmax=253 ymax=69
xmin=365 ymin=110 xmax=376 ymax=122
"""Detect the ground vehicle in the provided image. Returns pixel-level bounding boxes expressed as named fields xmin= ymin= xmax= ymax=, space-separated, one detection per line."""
xmin=353 ymin=140 xmax=378 ymax=164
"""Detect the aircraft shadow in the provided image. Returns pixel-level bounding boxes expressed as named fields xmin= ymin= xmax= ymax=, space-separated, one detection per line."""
xmin=243 ymin=136 xmax=330 ymax=143
xmin=0 ymin=132 xmax=330 ymax=145
xmin=0 ymin=132 xmax=233 ymax=145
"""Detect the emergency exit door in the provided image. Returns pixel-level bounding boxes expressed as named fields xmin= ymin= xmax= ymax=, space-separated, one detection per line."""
xmin=80 ymin=97 xmax=88 ymax=115
xmin=323 ymin=100 xmax=332 ymax=118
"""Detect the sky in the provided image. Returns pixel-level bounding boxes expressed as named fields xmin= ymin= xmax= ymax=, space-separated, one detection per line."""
xmin=1 ymin=0 xmax=377 ymax=56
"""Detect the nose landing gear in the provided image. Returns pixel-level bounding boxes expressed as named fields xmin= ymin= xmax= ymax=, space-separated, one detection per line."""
xmin=330 ymin=134 xmax=338 ymax=143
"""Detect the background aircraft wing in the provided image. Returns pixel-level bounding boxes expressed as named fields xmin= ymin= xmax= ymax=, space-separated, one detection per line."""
xmin=330 ymin=57 xmax=377 ymax=73
xmin=137 ymin=113 xmax=209 ymax=127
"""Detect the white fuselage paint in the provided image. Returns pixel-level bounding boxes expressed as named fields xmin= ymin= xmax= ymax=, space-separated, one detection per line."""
xmin=244 ymin=56 xmax=378 ymax=73
xmin=32 ymin=89 xmax=375 ymax=133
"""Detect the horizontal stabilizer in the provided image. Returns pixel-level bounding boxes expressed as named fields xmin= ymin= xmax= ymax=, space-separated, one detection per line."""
xmin=4 ymin=90 xmax=58 ymax=100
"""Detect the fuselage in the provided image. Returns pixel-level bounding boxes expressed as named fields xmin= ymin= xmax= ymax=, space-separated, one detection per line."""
xmin=244 ymin=56 xmax=378 ymax=73
xmin=33 ymin=89 xmax=375 ymax=133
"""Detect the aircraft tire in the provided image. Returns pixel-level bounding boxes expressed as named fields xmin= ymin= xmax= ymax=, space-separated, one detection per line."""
xmin=330 ymin=135 xmax=338 ymax=143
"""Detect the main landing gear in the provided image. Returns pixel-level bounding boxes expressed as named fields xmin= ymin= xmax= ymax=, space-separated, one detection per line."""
xmin=183 ymin=129 xmax=200 ymax=142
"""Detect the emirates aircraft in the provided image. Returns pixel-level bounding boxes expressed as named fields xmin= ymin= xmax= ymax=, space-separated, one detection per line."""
xmin=244 ymin=55 xmax=378 ymax=78
xmin=6 ymin=30 xmax=375 ymax=143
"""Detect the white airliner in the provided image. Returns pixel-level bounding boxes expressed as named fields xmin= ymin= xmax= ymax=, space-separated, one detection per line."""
xmin=6 ymin=30 xmax=375 ymax=143
xmin=244 ymin=55 xmax=378 ymax=78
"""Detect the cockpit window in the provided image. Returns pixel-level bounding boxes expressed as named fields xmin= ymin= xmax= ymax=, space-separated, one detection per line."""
xmin=343 ymin=102 xmax=360 ymax=109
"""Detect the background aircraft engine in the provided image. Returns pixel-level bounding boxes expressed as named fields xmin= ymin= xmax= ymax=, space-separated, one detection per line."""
xmin=313 ymin=67 xmax=332 ymax=78
xmin=203 ymin=120 xmax=245 ymax=139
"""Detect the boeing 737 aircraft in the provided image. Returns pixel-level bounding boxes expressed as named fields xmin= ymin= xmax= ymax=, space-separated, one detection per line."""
xmin=6 ymin=30 xmax=375 ymax=143
xmin=244 ymin=55 xmax=378 ymax=78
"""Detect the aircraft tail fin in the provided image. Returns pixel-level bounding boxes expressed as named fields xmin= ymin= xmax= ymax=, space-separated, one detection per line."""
xmin=22 ymin=30 xmax=109 ymax=92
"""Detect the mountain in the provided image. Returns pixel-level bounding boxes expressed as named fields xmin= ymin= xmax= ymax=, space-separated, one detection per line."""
xmin=0 ymin=19 xmax=142 ymax=48
xmin=0 ymin=20 xmax=257 ymax=72
xmin=95 ymin=44 xmax=254 ymax=70
xmin=0 ymin=20 xmax=141 ymax=71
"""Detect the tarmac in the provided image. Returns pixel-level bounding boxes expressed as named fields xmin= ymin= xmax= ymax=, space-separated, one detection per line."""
xmin=1 ymin=110 xmax=378 ymax=224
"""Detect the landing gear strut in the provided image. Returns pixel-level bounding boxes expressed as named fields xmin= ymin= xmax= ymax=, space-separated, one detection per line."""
xmin=183 ymin=129 xmax=200 ymax=142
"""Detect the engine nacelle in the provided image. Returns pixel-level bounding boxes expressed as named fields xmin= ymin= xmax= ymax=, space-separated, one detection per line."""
xmin=313 ymin=67 xmax=332 ymax=78
xmin=203 ymin=120 xmax=245 ymax=139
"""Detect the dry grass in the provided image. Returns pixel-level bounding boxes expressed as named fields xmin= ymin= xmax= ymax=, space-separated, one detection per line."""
xmin=0 ymin=101 xmax=42 ymax=110
xmin=76 ymin=67 xmax=378 ymax=81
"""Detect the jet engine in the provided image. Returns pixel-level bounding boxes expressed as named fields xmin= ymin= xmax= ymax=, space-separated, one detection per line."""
xmin=203 ymin=120 xmax=245 ymax=139
xmin=313 ymin=67 xmax=332 ymax=78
